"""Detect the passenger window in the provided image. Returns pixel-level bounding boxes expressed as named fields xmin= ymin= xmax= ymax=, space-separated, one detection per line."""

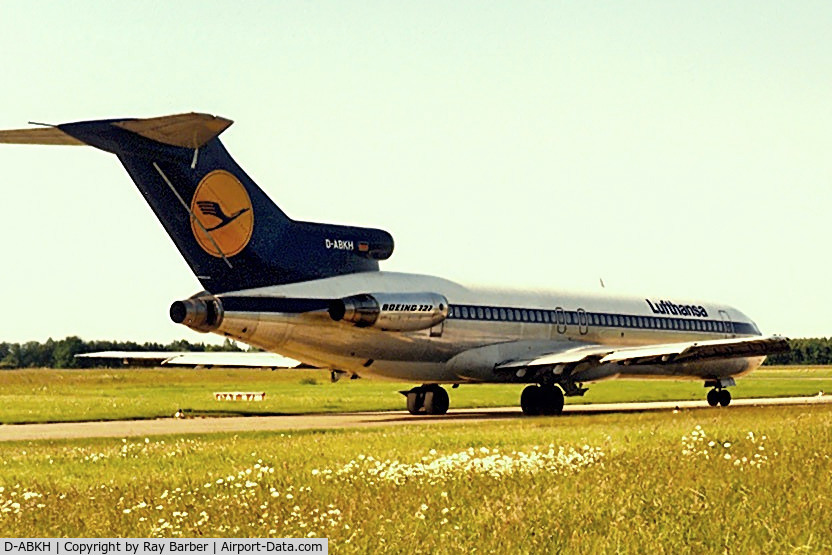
xmin=543 ymin=311 xmax=551 ymax=323
xmin=514 ymin=309 xmax=522 ymax=321
xmin=625 ymin=316 xmax=631 ymax=327
xmin=461 ymin=306 xmax=469 ymax=318
xmin=507 ymin=309 xmax=514 ymax=321
xmin=476 ymin=307 xmax=484 ymax=319
xmin=521 ymin=310 xmax=528 ymax=322
xmin=484 ymin=307 xmax=492 ymax=319
xmin=499 ymin=308 xmax=507 ymax=320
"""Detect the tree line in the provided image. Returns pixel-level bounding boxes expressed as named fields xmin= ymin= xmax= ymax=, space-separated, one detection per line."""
xmin=0 ymin=336 xmax=829 ymax=369
xmin=762 ymin=337 xmax=832 ymax=366
xmin=0 ymin=337 xmax=246 ymax=369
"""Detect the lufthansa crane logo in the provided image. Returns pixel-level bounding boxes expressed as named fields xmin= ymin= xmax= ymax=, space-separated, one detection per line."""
xmin=190 ymin=170 xmax=254 ymax=257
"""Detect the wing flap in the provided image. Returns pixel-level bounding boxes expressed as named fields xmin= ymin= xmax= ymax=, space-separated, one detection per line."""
xmin=495 ymin=335 xmax=789 ymax=371
xmin=600 ymin=335 xmax=790 ymax=366
xmin=495 ymin=344 xmax=612 ymax=370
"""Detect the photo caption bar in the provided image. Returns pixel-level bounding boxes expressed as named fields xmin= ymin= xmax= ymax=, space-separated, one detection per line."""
xmin=1 ymin=539 xmax=327 ymax=555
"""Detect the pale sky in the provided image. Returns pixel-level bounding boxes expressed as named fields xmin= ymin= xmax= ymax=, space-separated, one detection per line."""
xmin=0 ymin=1 xmax=830 ymax=343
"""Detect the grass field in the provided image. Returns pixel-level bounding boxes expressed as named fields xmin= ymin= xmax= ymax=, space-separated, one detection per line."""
xmin=0 ymin=403 xmax=830 ymax=552
xmin=0 ymin=366 xmax=830 ymax=424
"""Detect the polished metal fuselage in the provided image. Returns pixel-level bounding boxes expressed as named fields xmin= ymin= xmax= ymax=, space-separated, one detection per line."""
xmin=208 ymin=271 xmax=765 ymax=385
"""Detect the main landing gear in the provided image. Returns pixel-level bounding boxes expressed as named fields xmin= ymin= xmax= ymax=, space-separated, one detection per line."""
xmin=707 ymin=388 xmax=732 ymax=407
xmin=520 ymin=384 xmax=565 ymax=416
xmin=705 ymin=378 xmax=735 ymax=407
xmin=402 ymin=384 xmax=450 ymax=415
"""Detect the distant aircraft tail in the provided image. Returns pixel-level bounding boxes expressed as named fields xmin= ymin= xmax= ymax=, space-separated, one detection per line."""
xmin=0 ymin=113 xmax=394 ymax=293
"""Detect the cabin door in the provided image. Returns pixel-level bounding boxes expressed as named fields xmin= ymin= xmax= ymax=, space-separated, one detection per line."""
xmin=719 ymin=310 xmax=734 ymax=338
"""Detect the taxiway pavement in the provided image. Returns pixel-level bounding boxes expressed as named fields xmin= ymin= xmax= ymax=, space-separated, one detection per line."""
xmin=1 ymin=395 xmax=829 ymax=442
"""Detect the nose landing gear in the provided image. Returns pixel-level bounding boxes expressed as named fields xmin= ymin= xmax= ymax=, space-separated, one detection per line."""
xmin=707 ymin=388 xmax=731 ymax=407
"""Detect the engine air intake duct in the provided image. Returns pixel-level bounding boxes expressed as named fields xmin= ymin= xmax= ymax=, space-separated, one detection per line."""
xmin=329 ymin=292 xmax=448 ymax=332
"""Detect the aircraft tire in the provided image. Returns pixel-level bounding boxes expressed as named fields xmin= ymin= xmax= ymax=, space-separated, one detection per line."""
xmin=521 ymin=385 xmax=543 ymax=416
xmin=718 ymin=389 xmax=732 ymax=407
xmin=424 ymin=386 xmax=449 ymax=415
xmin=707 ymin=389 xmax=719 ymax=407
xmin=406 ymin=390 xmax=422 ymax=415
xmin=540 ymin=385 xmax=564 ymax=415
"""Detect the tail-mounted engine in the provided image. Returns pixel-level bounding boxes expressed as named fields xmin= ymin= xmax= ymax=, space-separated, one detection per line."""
xmin=169 ymin=294 xmax=223 ymax=332
xmin=329 ymin=292 xmax=449 ymax=332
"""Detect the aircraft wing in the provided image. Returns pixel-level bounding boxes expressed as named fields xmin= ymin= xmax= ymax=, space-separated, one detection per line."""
xmin=496 ymin=335 xmax=789 ymax=370
xmin=76 ymin=351 xmax=301 ymax=368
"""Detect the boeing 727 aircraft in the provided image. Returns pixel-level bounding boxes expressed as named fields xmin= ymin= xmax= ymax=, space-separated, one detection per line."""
xmin=0 ymin=113 xmax=789 ymax=415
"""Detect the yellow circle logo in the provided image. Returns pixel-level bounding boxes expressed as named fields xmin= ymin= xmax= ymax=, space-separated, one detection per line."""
xmin=190 ymin=170 xmax=254 ymax=257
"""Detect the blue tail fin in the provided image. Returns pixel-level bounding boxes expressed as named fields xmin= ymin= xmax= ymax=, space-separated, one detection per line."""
xmin=48 ymin=113 xmax=394 ymax=293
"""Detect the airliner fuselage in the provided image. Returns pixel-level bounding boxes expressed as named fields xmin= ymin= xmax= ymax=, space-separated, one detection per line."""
xmin=188 ymin=270 xmax=765 ymax=386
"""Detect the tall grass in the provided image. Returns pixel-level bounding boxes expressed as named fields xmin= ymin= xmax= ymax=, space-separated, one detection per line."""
xmin=0 ymin=404 xmax=830 ymax=552
xmin=0 ymin=366 xmax=830 ymax=424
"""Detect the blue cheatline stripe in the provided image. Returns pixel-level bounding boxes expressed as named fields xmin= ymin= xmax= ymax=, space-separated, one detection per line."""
xmin=221 ymin=297 xmax=331 ymax=313
xmin=447 ymin=304 xmax=759 ymax=336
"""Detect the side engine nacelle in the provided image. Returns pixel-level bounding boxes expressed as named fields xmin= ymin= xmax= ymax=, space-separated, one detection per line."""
xmin=329 ymin=292 xmax=449 ymax=332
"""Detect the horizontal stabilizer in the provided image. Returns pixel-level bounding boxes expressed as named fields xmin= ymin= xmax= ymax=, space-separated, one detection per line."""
xmin=0 ymin=113 xmax=232 ymax=149
xmin=0 ymin=126 xmax=84 ymax=145
xmin=113 ymin=113 xmax=233 ymax=148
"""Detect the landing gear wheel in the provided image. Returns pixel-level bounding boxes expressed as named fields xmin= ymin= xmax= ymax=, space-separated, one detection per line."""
xmin=707 ymin=389 xmax=719 ymax=407
xmin=406 ymin=390 xmax=422 ymax=415
xmin=405 ymin=385 xmax=449 ymax=415
xmin=424 ymin=386 xmax=449 ymax=415
xmin=521 ymin=385 xmax=543 ymax=416
xmin=718 ymin=389 xmax=731 ymax=407
xmin=539 ymin=385 xmax=565 ymax=415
